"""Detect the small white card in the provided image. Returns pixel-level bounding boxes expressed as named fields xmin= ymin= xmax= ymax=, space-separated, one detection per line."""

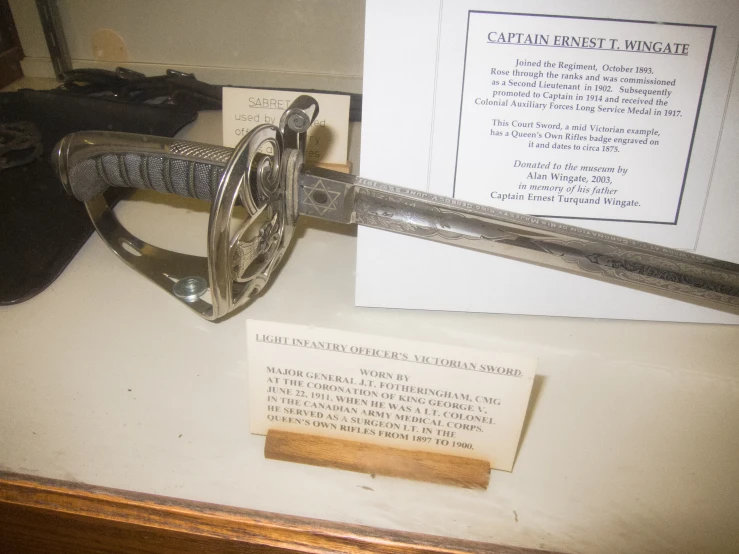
xmin=222 ymin=87 xmax=351 ymax=164
xmin=247 ymin=320 xmax=537 ymax=472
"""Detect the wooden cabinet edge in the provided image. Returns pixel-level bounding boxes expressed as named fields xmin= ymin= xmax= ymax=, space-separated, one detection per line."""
xmin=0 ymin=471 xmax=558 ymax=554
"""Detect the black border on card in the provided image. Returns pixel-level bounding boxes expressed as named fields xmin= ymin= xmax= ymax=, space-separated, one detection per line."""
xmin=452 ymin=11 xmax=716 ymax=225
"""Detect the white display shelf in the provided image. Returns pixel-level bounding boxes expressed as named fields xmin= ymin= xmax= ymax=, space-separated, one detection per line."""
xmin=1 ymin=113 xmax=738 ymax=554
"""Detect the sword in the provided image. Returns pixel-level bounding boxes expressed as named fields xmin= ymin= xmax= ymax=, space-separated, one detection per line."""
xmin=52 ymin=95 xmax=739 ymax=321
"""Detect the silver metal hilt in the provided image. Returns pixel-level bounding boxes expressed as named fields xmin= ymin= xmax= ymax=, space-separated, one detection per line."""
xmin=53 ymin=95 xmax=319 ymax=321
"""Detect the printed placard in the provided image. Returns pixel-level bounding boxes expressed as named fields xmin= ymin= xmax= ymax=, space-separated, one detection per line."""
xmin=222 ymin=87 xmax=350 ymax=164
xmin=247 ymin=320 xmax=537 ymax=472
xmin=455 ymin=12 xmax=714 ymax=224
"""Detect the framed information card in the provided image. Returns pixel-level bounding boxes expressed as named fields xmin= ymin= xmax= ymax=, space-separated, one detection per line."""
xmin=455 ymin=12 xmax=713 ymax=227
xmin=358 ymin=0 xmax=739 ymax=323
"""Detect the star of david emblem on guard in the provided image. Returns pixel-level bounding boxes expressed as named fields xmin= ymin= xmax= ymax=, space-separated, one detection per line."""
xmin=302 ymin=179 xmax=342 ymax=216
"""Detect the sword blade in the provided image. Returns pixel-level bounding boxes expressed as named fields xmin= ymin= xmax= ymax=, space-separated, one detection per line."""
xmin=298 ymin=167 xmax=739 ymax=316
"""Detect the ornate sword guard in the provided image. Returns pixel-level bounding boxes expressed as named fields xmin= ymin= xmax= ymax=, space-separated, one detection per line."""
xmin=83 ymin=97 xmax=317 ymax=321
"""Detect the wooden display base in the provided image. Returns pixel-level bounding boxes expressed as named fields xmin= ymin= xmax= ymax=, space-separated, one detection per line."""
xmin=264 ymin=430 xmax=491 ymax=489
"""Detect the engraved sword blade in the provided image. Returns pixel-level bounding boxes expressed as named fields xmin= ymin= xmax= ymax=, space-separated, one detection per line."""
xmin=298 ymin=167 xmax=739 ymax=316
xmin=52 ymin=130 xmax=739 ymax=318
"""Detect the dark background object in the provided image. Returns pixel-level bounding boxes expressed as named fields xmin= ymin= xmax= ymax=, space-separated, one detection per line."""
xmin=57 ymin=67 xmax=223 ymax=111
xmin=0 ymin=0 xmax=24 ymax=89
xmin=56 ymin=68 xmax=363 ymax=121
xmin=0 ymin=90 xmax=197 ymax=305
xmin=35 ymin=0 xmax=71 ymax=78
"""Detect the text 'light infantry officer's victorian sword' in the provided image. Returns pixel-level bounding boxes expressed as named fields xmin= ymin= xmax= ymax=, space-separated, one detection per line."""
xmin=52 ymin=96 xmax=739 ymax=321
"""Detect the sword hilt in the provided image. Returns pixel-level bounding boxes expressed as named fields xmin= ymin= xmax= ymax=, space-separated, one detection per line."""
xmin=52 ymin=95 xmax=319 ymax=321
xmin=53 ymin=94 xmax=320 ymax=205
xmin=53 ymin=131 xmax=232 ymax=202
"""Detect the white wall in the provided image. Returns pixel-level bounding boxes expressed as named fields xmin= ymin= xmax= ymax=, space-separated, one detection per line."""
xmin=9 ymin=0 xmax=365 ymax=92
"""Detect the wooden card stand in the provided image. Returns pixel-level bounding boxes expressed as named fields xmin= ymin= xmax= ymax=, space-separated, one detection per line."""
xmin=264 ymin=430 xmax=491 ymax=489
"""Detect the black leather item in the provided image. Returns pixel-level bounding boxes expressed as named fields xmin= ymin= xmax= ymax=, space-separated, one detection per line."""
xmin=0 ymin=89 xmax=197 ymax=304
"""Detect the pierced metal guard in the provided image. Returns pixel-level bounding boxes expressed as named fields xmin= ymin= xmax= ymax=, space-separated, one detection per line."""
xmin=56 ymin=96 xmax=318 ymax=321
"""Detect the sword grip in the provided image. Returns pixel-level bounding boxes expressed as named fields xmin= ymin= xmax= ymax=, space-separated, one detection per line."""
xmin=53 ymin=131 xmax=234 ymax=202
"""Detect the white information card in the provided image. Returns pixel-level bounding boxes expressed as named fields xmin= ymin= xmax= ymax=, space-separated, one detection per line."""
xmin=247 ymin=320 xmax=537 ymax=472
xmin=456 ymin=12 xmax=712 ymax=225
xmin=358 ymin=0 xmax=739 ymax=323
xmin=222 ymin=87 xmax=350 ymax=164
